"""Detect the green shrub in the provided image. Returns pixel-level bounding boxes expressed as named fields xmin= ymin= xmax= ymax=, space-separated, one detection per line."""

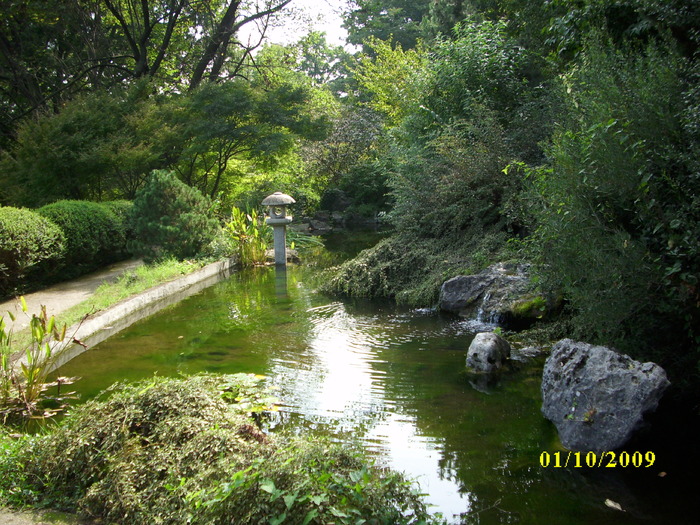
xmin=100 ymin=200 xmax=135 ymax=247
xmin=37 ymin=200 xmax=125 ymax=276
xmin=527 ymin=35 xmax=700 ymax=388
xmin=13 ymin=374 xmax=435 ymax=524
xmin=337 ymin=161 xmax=391 ymax=217
xmin=0 ymin=207 xmax=65 ymax=294
xmin=128 ymin=170 xmax=220 ymax=263
xmin=0 ymin=430 xmax=40 ymax=506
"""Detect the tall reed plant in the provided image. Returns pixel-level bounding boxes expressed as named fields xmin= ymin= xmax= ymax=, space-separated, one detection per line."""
xmin=0 ymin=297 xmax=78 ymax=423
xmin=224 ymin=208 xmax=272 ymax=267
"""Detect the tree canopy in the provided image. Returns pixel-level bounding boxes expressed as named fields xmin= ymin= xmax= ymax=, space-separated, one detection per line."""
xmin=0 ymin=0 xmax=294 ymax=145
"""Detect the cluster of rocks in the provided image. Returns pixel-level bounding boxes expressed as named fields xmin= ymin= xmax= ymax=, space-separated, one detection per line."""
xmin=465 ymin=331 xmax=669 ymax=451
xmin=447 ymin=262 xmax=670 ymax=452
xmin=439 ymin=262 xmax=560 ymax=329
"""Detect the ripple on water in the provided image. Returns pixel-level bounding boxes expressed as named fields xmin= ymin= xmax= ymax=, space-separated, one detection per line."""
xmin=54 ymin=261 xmax=689 ymax=525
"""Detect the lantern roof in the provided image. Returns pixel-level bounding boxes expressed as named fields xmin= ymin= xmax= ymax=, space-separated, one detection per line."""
xmin=261 ymin=192 xmax=295 ymax=206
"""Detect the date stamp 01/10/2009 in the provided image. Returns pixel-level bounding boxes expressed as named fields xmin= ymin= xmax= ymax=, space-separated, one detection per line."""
xmin=539 ymin=450 xmax=656 ymax=468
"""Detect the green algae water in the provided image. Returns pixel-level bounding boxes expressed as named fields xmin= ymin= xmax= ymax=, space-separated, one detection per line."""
xmin=54 ymin=235 xmax=698 ymax=524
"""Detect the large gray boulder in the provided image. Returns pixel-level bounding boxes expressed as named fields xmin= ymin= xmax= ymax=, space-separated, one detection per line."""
xmin=542 ymin=339 xmax=670 ymax=452
xmin=466 ymin=332 xmax=511 ymax=373
xmin=439 ymin=262 xmax=553 ymax=326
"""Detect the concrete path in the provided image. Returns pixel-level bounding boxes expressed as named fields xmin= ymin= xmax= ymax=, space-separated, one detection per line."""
xmin=0 ymin=259 xmax=143 ymax=332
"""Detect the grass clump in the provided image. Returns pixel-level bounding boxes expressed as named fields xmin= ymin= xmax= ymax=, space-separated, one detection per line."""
xmin=2 ymin=374 xmax=436 ymax=525
xmin=322 ymin=233 xmax=511 ymax=308
xmin=55 ymin=259 xmax=201 ymax=334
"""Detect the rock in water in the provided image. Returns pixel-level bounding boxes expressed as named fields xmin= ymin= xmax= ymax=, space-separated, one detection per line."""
xmin=440 ymin=272 xmax=498 ymax=315
xmin=467 ymin=332 xmax=511 ymax=373
xmin=541 ymin=339 xmax=670 ymax=452
xmin=439 ymin=262 xmax=555 ymax=327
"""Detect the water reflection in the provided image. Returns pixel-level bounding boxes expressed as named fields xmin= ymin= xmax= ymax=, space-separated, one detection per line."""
xmin=263 ymin=300 xmax=471 ymax=518
xmin=367 ymin=412 xmax=472 ymax=515
xmin=273 ymin=265 xmax=288 ymax=300
xmin=53 ymin=259 xmax=698 ymax=525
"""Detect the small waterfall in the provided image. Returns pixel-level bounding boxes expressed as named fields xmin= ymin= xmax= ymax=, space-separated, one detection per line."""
xmin=463 ymin=291 xmax=500 ymax=332
xmin=475 ymin=291 xmax=492 ymax=324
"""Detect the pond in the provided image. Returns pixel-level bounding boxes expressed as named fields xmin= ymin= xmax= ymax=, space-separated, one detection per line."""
xmin=54 ymin=234 xmax=698 ymax=524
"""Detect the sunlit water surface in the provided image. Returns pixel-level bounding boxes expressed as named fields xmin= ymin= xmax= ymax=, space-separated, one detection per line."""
xmin=55 ymin=237 xmax=698 ymax=524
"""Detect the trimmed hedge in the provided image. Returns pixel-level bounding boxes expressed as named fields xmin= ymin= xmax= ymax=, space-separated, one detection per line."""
xmin=37 ymin=200 xmax=127 ymax=276
xmin=100 ymin=199 xmax=135 ymax=253
xmin=0 ymin=207 xmax=66 ymax=295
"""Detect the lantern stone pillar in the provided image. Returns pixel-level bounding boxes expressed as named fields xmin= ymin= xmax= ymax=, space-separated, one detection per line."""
xmin=261 ymin=192 xmax=295 ymax=266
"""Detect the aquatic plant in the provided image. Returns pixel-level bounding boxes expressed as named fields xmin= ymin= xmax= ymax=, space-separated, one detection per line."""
xmin=224 ymin=207 xmax=272 ymax=267
xmin=286 ymin=228 xmax=325 ymax=253
xmin=0 ymin=298 xmax=78 ymax=423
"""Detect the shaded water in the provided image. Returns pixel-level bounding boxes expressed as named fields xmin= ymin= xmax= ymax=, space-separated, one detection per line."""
xmin=55 ymin=237 xmax=698 ymax=524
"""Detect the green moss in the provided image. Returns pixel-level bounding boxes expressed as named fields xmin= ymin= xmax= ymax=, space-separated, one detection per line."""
xmin=323 ymin=231 xmax=515 ymax=308
xmin=510 ymin=294 xmax=548 ymax=319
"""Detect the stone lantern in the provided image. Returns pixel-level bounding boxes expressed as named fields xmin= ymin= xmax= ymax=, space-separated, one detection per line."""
xmin=261 ymin=192 xmax=295 ymax=265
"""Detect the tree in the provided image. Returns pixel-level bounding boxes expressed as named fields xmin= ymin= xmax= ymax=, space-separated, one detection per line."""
xmin=540 ymin=0 xmax=700 ymax=63
xmin=0 ymin=84 xmax=168 ymax=206
xmin=351 ymin=36 xmax=425 ymax=126
xmin=0 ymin=77 xmax=330 ymax=206
xmin=421 ymin=0 xmax=470 ymax=39
xmin=167 ymin=80 xmax=330 ymax=198
xmin=128 ymin=170 xmax=220 ymax=262
xmin=90 ymin=0 xmax=295 ymax=88
xmin=294 ymin=31 xmax=349 ymax=87
xmin=252 ymin=32 xmax=352 ymax=99
xmin=303 ymin=106 xmax=384 ymax=187
xmin=0 ymin=0 xmax=295 ymax=146
xmin=342 ymin=0 xmax=430 ymax=51
xmin=0 ymin=0 xmax=116 ymax=145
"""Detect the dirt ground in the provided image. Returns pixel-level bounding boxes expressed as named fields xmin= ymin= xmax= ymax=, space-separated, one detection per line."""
xmin=0 ymin=259 xmax=143 ymax=332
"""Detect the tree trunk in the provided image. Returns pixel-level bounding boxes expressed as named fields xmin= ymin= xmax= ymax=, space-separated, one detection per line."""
xmin=189 ymin=1 xmax=241 ymax=90
xmin=189 ymin=0 xmax=293 ymax=90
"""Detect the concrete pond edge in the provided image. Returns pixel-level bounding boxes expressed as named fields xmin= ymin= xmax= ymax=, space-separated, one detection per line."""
xmin=45 ymin=258 xmax=237 ymax=372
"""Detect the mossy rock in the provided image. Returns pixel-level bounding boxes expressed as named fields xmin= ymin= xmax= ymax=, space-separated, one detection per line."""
xmin=510 ymin=294 xmax=549 ymax=319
